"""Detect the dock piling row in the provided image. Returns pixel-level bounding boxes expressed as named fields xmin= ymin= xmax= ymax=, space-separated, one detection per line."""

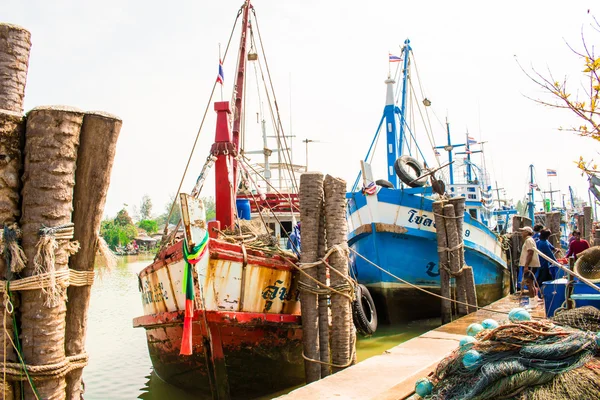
xmin=0 ymin=22 xmax=120 ymax=399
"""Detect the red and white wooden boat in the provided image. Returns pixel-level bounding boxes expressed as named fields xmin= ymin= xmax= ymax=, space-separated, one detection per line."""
xmin=133 ymin=2 xmax=304 ymax=397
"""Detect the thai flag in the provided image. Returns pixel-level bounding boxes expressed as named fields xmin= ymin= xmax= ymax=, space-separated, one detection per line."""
xmin=434 ymin=150 xmax=441 ymax=156
xmin=216 ymin=59 xmax=224 ymax=85
xmin=547 ymin=169 xmax=557 ymax=177
xmin=529 ymin=183 xmax=538 ymax=189
xmin=468 ymin=136 xmax=477 ymax=145
xmin=389 ymin=53 xmax=402 ymax=62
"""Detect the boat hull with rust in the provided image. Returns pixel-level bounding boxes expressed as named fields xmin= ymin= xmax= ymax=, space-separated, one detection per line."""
xmin=133 ymin=239 xmax=304 ymax=398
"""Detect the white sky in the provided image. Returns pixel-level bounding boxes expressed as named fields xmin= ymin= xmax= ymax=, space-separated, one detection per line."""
xmin=3 ymin=1 xmax=599 ymax=218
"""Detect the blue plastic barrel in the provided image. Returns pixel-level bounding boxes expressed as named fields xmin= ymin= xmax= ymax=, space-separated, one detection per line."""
xmin=236 ymin=199 xmax=251 ymax=220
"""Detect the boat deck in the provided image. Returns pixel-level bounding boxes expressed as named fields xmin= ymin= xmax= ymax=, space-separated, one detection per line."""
xmin=277 ymin=296 xmax=545 ymax=400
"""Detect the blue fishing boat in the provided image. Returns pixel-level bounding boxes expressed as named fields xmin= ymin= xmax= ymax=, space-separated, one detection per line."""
xmin=346 ymin=39 xmax=509 ymax=324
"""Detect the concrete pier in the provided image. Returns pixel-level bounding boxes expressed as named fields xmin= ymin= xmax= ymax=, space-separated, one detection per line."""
xmin=279 ymin=296 xmax=545 ymax=400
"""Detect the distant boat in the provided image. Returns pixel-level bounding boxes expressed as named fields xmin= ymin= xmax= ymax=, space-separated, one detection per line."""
xmin=346 ymin=40 xmax=509 ymax=324
xmin=132 ymin=1 xmax=304 ymax=398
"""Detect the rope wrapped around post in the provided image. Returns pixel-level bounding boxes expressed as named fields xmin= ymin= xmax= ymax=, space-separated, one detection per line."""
xmin=32 ymin=223 xmax=80 ymax=307
xmin=0 ymin=353 xmax=88 ymax=382
xmin=294 ymin=244 xmax=356 ymax=302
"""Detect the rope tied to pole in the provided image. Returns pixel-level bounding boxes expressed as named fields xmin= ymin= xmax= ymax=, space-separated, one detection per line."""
xmin=32 ymin=223 xmax=80 ymax=307
xmin=437 ymin=242 xmax=464 ymax=253
xmin=0 ymin=269 xmax=95 ymax=294
xmin=294 ymin=244 xmax=355 ymax=301
xmin=1 ymin=224 xmax=27 ymax=273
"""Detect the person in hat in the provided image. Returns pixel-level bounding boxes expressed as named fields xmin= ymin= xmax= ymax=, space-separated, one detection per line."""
xmin=519 ymin=226 xmax=540 ymax=308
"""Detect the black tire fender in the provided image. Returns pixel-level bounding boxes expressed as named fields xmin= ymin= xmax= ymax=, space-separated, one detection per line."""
xmin=393 ymin=155 xmax=427 ymax=188
xmin=375 ymin=179 xmax=394 ymax=189
xmin=352 ymin=284 xmax=378 ymax=336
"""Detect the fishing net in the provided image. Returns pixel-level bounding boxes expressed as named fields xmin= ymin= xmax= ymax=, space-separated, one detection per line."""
xmin=574 ymin=246 xmax=600 ymax=282
xmin=426 ymin=320 xmax=600 ymax=400
xmin=552 ymin=306 xmax=600 ymax=333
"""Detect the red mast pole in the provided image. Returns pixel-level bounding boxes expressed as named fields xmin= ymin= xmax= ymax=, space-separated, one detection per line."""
xmin=212 ymin=1 xmax=251 ymax=230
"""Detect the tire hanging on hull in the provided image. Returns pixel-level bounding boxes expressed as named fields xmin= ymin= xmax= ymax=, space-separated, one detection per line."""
xmin=352 ymin=284 xmax=378 ymax=336
xmin=394 ymin=155 xmax=427 ymax=187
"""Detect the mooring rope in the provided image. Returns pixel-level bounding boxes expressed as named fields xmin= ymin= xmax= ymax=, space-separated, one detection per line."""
xmin=348 ymin=247 xmax=531 ymax=318
xmin=287 ymin=244 xmax=356 ymax=302
xmin=0 ymin=269 xmax=95 ymax=293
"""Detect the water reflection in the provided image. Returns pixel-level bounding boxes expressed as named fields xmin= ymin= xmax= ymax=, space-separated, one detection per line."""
xmin=82 ymin=255 xmax=439 ymax=399
xmin=138 ymin=372 xmax=201 ymax=400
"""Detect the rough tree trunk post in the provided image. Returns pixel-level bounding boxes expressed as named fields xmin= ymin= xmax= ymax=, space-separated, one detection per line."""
xmin=510 ymin=216 xmax=531 ymax=292
xmin=577 ymin=215 xmax=584 ymax=235
xmin=0 ymin=109 xmax=25 ymax=400
xmin=298 ymin=172 xmax=323 ymax=383
xmin=443 ymin=204 xmax=468 ymax=315
xmin=433 ymin=201 xmax=452 ymax=324
xmin=65 ymin=112 xmax=121 ymax=399
xmin=316 ymin=210 xmax=330 ymax=378
xmin=0 ymin=23 xmax=31 ymax=114
xmin=448 ymin=197 xmax=465 ymax=265
xmin=447 ymin=197 xmax=476 ymax=312
xmin=462 ymin=267 xmax=477 ymax=313
xmin=545 ymin=211 xmax=561 ymax=249
xmin=20 ymin=106 xmax=84 ymax=400
xmin=583 ymin=206 xmax=592 ymax=244
xmin=323 ymin=175 xmax=352 ymax=374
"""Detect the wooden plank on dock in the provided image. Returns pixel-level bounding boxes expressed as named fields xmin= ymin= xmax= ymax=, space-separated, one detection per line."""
xmin=278 ymin=296 xmax=545 ymax=400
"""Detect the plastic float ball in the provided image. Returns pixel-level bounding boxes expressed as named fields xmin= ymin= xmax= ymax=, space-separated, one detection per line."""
xmin=415 ymin=377 xmax=433 ymax=398
xmin=459 ymin=336 xmax=477 ymax=350
xmin=481 ymin=319 xmax=499 ymax=330
xmin=466 ymin=323 xmax=484 ymax=336
xmin=508 ymin=308 xmax=531 ymax=323
xmin=462 ymin=349 xmax=482 ymax=371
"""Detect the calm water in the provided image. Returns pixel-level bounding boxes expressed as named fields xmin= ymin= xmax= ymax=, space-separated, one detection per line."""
xmin=82 ymin=255 xmax=439 ymax=400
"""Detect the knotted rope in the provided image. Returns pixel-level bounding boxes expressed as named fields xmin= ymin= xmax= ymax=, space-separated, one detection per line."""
xmin=294 ymin=244 xmax=355 ymax=301
xmin=32 ymin=223 xmax=80 ymax=307
xmin=1 ymin=224 xmax=27 ymax=273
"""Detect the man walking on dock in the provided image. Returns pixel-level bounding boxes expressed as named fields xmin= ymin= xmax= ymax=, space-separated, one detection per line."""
xmin=519 ymin=226 xmax=540 ymax=308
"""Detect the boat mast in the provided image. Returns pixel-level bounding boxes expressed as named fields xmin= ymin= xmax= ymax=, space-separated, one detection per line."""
xmin=528 ymin=164 xmax=535 ymax=223
xmin=465 ymin=132 xmax=473 ymax=182
xmin=232 ymin=0 xmax=251 ymax=189
xmin=396 ymin=39 xmax=411 ymax=165
xmin=212 ymin=0 xmax=251 ymax=229
xmin=384 ymin=77 xmax=398 ymax=186
xmin=446 ymin=121 xmax=454 ymax=185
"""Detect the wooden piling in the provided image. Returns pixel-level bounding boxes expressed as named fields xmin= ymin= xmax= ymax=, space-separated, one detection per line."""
xmin=545 ymin=211 xmax=561 ymax=249
xmin=583 ymin=206 xmax=592 ymax=244
xmin=448 ymin=197 xmax=466 ymax=264
xmin=65 ymin=112 xmax=121 ymax=399
xmin=510 ymin=216 xmax=531 ymax=292
xmin=323 ymin=175 xmax=352 ymax=373
xmin=432 ymin=201 xmax=452 ymax=324
xmin=0 ymin=23 xmax=31 ymax=113
xmin=316 ymin=210 xmax=330 ymax=378
xmin=443 ymin=204 xmax=468 ymax=315
xmin=0 ymin=109 xmax=25 ymax=400
xmin=298 ymin=172 xmax=323 ymax=383
xmin=20 ymin=106 xmax=83 ymax=400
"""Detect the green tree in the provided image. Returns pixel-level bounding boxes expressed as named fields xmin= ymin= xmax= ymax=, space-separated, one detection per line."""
xmin=203 ymin=196 xmax=216 ymax=220
xmin=114 ymin=208 xmax=133 ymax=226
xmin=138 ymin=219 xmax=158 ymax=234
xmin=140 ymin=194 xmax=153 ymax=221
xmin=101 ymin=219 xmax=138 ymax=249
